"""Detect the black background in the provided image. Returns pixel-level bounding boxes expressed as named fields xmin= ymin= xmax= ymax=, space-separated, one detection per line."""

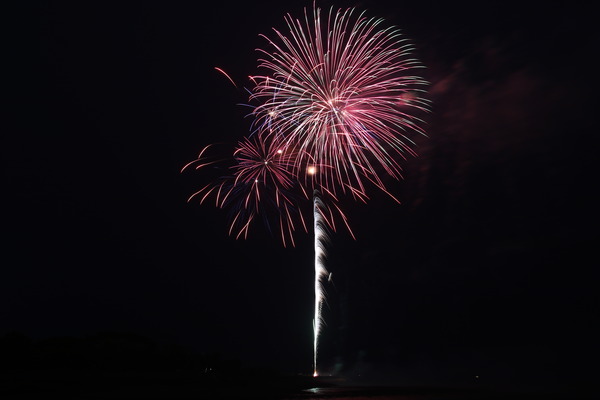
xmin=3 ymin=0 xmax=598 ymax=395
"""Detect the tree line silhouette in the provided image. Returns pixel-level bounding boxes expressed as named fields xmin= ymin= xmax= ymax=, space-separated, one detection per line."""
xmin=0 ymin=331 xmax=239 ymax=375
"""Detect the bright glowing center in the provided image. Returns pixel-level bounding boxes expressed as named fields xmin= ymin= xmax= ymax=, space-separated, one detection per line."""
xmin=307 ymin=165 xmax=317 ymax=175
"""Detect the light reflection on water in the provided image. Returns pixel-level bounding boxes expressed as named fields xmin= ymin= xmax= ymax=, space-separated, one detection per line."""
xmin=283 ymin=386 xmax=462 ymax=400
xmin=279 ymin=384 xmax=567 ymax=400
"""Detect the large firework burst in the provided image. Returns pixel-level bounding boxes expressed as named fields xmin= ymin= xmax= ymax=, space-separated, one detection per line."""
xmin=250 ymin=4 xmax=429 ymax=199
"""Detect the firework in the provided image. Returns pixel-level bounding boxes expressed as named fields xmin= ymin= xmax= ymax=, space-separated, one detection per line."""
xmin=249 ymin=3 xmax=429 ymax=375
xmin=250 ymin=4 xmax=429 ymax=199
xmin=182 ymin=133 xmax=309 ymax=247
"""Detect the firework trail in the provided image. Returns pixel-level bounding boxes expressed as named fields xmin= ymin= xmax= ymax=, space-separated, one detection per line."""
xmin=312 ymin=191 xmax=329 ymax=377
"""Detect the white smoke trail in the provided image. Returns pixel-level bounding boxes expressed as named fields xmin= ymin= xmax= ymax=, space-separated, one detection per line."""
xmin=313 ymin=191 xmax=329 ymax=377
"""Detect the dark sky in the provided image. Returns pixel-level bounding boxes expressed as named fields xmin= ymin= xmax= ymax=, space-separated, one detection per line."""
xmin=4 ymin=0 xmax=598 ymax=392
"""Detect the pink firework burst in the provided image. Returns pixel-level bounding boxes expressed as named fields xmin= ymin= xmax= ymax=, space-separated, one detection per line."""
xmin=182 ymin=133 xmax=310 ymax=247
xmin=250 ymin=3 xmax=429 ymax=200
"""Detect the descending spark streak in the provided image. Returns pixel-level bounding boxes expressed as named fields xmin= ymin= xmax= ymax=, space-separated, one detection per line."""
xmin=214 ymin=67 xmax=238 ymax=88
xmin=312 ymin=191 xmax=329 ymax=377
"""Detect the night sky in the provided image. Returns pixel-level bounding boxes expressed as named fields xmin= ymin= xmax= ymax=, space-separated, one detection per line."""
xmin=4 ymin=0 xmax=598 ymax=394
